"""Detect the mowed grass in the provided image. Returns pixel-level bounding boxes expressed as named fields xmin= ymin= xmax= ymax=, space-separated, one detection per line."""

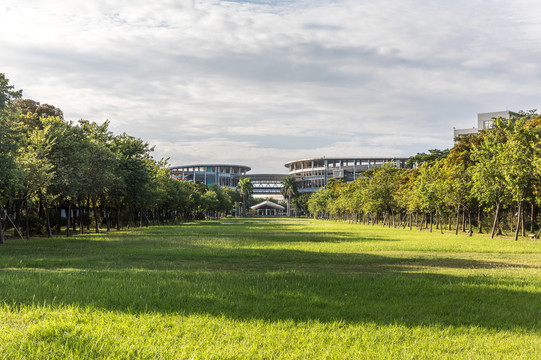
xmin=0 ymin=218 xmax=540 ymax=359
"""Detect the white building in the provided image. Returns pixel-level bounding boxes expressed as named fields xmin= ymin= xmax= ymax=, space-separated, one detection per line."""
xmin=284 ymin=157 xmax=410 ymax=193
xmin=453 ymin=111 xmax=517 ymax=138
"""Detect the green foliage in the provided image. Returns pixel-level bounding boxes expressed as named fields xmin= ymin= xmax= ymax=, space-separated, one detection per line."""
xmin=0 ymin=72 xmax=239 ymax=235
xmin=292 ymin=192 xmax=311 ymax=214
xmin=0 ymin=73 xmax=22 ymax=108
xmin=0 ymin=110 xmax=19 ymax=202
xmin=406 ymin=148 xmax=450 ymax=167
xmin=237 ymin=177 xmax=254 ymax=217
xmin=281 ymin=176 xmax=298 ymax=216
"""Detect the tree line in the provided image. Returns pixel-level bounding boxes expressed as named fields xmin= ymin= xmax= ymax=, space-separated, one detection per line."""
xmin=0 ymin=74 xmax=247 ymax=242
xmin=306 ymin=111 xmax=541 ymax=240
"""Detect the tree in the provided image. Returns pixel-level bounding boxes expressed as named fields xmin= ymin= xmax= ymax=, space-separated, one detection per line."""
xmin=15 ymin=125 xmax=56 ymax=238
xmin=414 ymin=160 xmax=447 ymax=232
xmin=444 ymin=135 xmax=481 ymax=235
xmin=10 ymin=99 xmax=63 ymax=129
xmin=500 ymin=117 xmax=537 ymax=240
xmin=471 ymin=125 xmax=510 ymax=238
xmin=280 ymin=176 xmax=298 ymax=216
xmin=363 ymin=163 xmax=399 ymax=227
xmin=307 ymin=186 xmax=332 ymax=218
xmin=0 ymin=110 xmax=20 ymax=243
xmin=292 ymin=193 xmax=311 ymax=216
xmin=236 ymin=177 xmax=253 ymax=217
xmin=406 ymin=148 xmax=450 ymax=168
xmin=0 ymin=73 xmax=22 ymax=109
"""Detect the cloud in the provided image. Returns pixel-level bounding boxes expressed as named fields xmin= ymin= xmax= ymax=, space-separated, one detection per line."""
xmin=2 ymin=0 xmax=541 ymax=173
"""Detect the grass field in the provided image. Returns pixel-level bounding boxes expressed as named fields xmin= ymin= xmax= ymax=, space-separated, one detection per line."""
xmin=0 ymin=218 xmax=540 ymax=359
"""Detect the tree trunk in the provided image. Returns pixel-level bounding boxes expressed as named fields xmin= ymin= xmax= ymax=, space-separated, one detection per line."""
xmin=117 ymin=207 xmax=121 ymax=231
xmin=531 ymin=203 xmax=535 ymax=233
xmin=24 ymin=199 xmax=30 ymax=240
xmin=455 ymin=205 xmax=460 ymax=235
xmin=45 ymin=205 xmax=52 ymax=238
xmin=66 ymin=202 xmax=72 ymax=237
xmin=56 ymin=203 xmax=62 ymax=233
xmin=93 ymin=199 xmax=99 ymax=233
xmin=477 ymin=207 xmax=483 ymax=234
xmin=521 ymin=203 xmax=525 ymax=237
xmin=0 ymin=213 xmax=4 ymax=244
xmin=288 ymin=196 xmax=292 ymax=216
xmin=514 ymin=201 xmax=521 ymax=241
xmin=429 ymin=212 xmax=433 ymax=232
xmin=491 ymin=202 xmax=500 ymax=239
xmin=468 ymin=209 xmax=473 ymax=236
xmin=72 ymin=206 xmax=77 ymax=232
xmin=85 ymin=198 xmax=90 ymax=231
xmin=14 ymin=201 xmax=21 ymax=234
xmin=106 ymin=206 xmax=111 ymax=232
xmin=80 ymin=206 xmax=84 ymax=235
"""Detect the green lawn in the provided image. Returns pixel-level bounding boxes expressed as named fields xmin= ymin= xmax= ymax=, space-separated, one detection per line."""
xmin=0 ymin=218 xmax=540 ymax=359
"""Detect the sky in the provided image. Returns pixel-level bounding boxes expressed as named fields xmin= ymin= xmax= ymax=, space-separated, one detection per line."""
xmin=2 ymin=0 xmax=541 ymax=173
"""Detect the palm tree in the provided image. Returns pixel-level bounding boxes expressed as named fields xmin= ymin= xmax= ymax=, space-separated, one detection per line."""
xmin=280 ymin=176 xmax=298 ymax=216
xmin=236 ymin=177 xmax=253 ymax=217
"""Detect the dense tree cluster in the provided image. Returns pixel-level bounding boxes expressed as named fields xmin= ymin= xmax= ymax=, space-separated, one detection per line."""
xmin=0 ymin=74 xmax=242 ymax=241
xmin=307 ymin=113 xmax=541 ymax=240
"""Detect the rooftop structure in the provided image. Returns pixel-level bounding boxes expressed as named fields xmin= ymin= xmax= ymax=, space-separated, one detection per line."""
xmin=453 ymin=111 xmax=517 ymax=138
xmin=285 ymin=157 xmax=410 ymax=193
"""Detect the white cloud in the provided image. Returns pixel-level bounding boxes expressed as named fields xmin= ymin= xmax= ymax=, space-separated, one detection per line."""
xmin=2 ymin=0 xmax=541 ymax=172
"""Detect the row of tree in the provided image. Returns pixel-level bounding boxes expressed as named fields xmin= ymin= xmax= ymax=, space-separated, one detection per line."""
xmin=306 ymin=111 xmax=541 ymax=240
xmin=0 ymin=74 xmax=250 ymax=241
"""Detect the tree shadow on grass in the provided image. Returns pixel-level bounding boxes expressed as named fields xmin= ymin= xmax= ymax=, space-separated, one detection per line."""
xmin=0 ymin=245 xmax=539 ymax=331
xmin=125 ymin=219 xmax=396 ymax=244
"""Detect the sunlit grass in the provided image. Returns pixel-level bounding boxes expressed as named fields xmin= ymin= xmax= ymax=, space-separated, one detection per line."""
xmin=0 ymin=218 xmax=540 ymax=359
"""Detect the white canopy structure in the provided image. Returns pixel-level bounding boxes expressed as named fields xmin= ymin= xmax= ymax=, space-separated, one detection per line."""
xmin=249 ymin=201 xmax=285 ymax=216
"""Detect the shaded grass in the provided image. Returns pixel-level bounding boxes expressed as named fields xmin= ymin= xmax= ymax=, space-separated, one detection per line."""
xmin=0 ymin=218 xmax=540 ymax=359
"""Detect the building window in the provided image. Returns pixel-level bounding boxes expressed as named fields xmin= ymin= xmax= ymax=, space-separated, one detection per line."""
xmin=483 ymin=120 xmax=494 ymax=129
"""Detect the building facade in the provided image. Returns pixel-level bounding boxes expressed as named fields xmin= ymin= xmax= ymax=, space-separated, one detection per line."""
xmin=249 ymin=174 xmax=287 ymax=197
xmin=170 ymin=164 xmax=251 ymax=188
xmin=284 ymin=157 xmax=410 ymax=193
xmin=453 ymin=111 xmax=517 ymax=138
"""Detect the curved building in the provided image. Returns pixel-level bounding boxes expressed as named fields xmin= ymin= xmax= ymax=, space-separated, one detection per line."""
xmin=285 ymin=157 xmax=410 ymax=192
xmin=170 ymin=164 xmax=251 ymax=187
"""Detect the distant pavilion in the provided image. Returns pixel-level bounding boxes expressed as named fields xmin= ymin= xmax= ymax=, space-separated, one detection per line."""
xmin=250 ymin=201 xmax=285 ymax=216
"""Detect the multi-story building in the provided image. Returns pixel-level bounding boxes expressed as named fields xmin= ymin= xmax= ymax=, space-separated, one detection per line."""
xmin=284 ymin=157 xmax=410 ymax=193
xmin=170 ymin=165 xmax=286 ymax=197
xmin=171 ymin=157 xmax=411 ymax=195
xmin=170 ymin=164 xmax=251 ymax=188
xmin=453 ymin=111 xmax=517 ymax=138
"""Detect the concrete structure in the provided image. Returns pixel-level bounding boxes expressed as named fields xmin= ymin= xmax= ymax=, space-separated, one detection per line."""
xmin=249 ymin=200 xmax=285 ymax=216
xmin=170 ymin=165 xmax=285 ymax=198
xmin=249 ymin=174 xmax=287 ymax=197
xmin=453 ymin=111 xmax=517 ymax=138
xmin=284 ymin=157 xmax=410 ymax=193
xmin=170 ymin=164 xmax=250 ymax=187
